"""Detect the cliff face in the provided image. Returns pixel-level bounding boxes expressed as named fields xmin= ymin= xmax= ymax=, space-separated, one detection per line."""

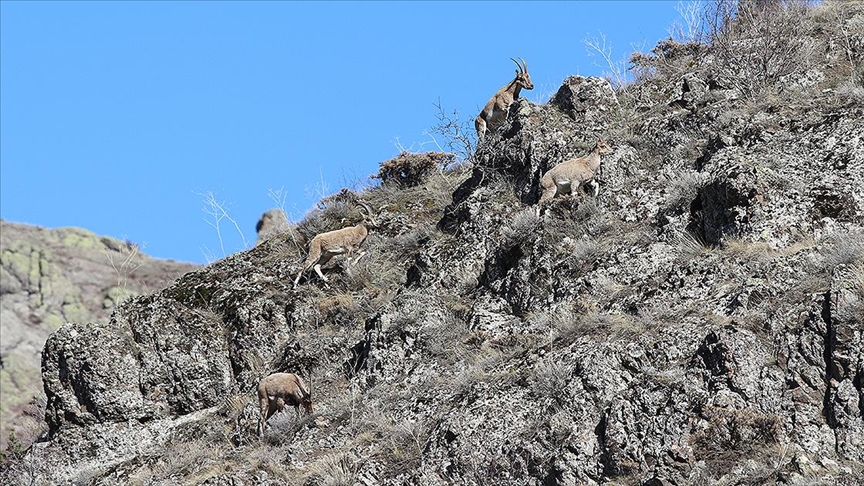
xmin=0 ymin=222 xmax=198 ymax=450
xmin=4 ymin=2 xmax=864 ymax=485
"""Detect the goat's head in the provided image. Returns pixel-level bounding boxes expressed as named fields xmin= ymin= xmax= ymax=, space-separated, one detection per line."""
xmin=356 ymin=201 xmax=378 ymax=228
xmin=511 ymin=57 xmax=534 ymax=91
xmin=301 ymin=395 xmax=313 ymax=414
xmin=595 ymin=138 xmax=613 ymax=155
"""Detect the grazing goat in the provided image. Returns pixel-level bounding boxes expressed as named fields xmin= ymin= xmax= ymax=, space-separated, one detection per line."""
xmin=475 ymin=57 xmax=534 ymax=139
xmin=257 ymin=372 xmax=313 ymax=436
xmin=538 ymin=139 xmax=613 ymax=203
xmin=293 ymin=201 xmax=377 ymax=288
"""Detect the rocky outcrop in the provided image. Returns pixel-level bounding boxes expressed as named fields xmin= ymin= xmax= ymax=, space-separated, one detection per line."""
xmin=255 ymin=209 xmax=290 ymax=246
xmin=0 ymin=222 xmax=197 ymax=449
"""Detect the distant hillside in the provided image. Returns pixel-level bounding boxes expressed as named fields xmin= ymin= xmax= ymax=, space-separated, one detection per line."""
xmin=0 ymin=221 xmax=198 ymax=449
xmin=2 ymin=1 xmax=863 ymax=485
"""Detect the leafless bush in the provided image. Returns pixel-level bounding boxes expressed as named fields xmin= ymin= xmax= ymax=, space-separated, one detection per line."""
xmin=705 ymin=0 xmax=817 ymax=97
xmin=670 ymin=0 xmax=710 ymax=43
xmin=629 ymin=38 xmax=705 ymax=84
xmin=198 ymin=190 xmax=250 ymax=262
xmin=692 ymin=406 xmax=783 ymax=476
xmin=583 ymin=31 xmax=632 ymax=91
xmin=426 ymin=99 xmax=477 ymax=163
xmin=816 ymin=0 xmax=864 ymax=86
xmin=375 ymin=151 xmax=455 ymax=188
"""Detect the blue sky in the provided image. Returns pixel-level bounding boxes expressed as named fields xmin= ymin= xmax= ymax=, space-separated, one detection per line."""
xmin=1 ymin=1 xmax=683 ymax=264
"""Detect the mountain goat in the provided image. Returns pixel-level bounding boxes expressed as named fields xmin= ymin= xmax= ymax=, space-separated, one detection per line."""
xmin=475 ymin=57 xmax=534 ymax=139
xmin=257 ymin=372 xmax=313 ymax=436
xmin=293 ymin=201 xmax=377 ymax=288
xmin=538 ymin=139 xmax=613 ymax=203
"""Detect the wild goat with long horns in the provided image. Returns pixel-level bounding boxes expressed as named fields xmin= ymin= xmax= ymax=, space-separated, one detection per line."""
xmin=475 ymin=57 xmax=534 ymax=139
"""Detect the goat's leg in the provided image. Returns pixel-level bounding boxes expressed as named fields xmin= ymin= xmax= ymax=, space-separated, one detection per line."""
xmin=349 ymin=249 xmax=367 ymax=266
xmin=313 ymin=264 xmax=328 ymax=283
xmin=538 ymin=179 xmax=557 ymax=204
xmin=590 ymin=179 xmax=600 ymax=197
xmin=257 ymin=397 xmax=270 ymax=436
xmin=293 ymin=269 xmax=306 ymax=288
xmin=312 ymin=253 xmax=334 ymax=285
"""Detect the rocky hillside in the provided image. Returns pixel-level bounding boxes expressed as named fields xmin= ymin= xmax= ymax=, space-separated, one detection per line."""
xmin=3 ymin=1 xmax=863 ymax=485
xmin=0 ymin=222 xmax=198 ymax=450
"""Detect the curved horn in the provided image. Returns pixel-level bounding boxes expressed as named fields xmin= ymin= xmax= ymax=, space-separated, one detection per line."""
xmin=511 ymin=57 xmax=524 ymax=73
xmin=355 ymin=201 xmax=377 ymax=225
xmin=519 ymin=57 xmax=528 ymax=72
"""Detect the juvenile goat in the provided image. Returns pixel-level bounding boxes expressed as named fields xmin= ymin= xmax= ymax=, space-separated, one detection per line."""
xmin=538 ymin=139 xmax=613 ymax=203
xmin=257 ymin=372 xmax=313 ymax=436
xmin=293 ymin=201 xmax=377 ymax=288
xmin=475 ymin=57 xmax=534 ymax=139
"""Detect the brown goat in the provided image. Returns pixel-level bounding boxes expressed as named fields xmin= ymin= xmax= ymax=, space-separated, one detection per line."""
xmin=538 ymin=139 xmax=614 ymax=203
xmin=257 ymin=372 xmax=313 ymax=436
xmin=475 ymin=57 xmax=534 ymax=139
xmin=293 ymin=201 xmax=377 ymax=288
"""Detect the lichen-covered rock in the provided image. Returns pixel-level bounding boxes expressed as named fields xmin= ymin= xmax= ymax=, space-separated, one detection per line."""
xmin=0 ymin=222 xmax=198 ymax=449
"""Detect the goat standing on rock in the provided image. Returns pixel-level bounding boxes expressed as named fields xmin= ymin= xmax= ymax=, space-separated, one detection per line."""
xmin=538 ymin=139 xmax=613 ymax=203
xmin=293 ymin=201 xmax=377 ymax=288
xmin=475 ymin=57 xmax=534 ymax=139
xmin=257 ymin=372 xmax=313 ymax=436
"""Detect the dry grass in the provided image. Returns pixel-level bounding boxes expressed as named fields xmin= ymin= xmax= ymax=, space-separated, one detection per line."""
xmin=692 ymin=406 xmax=783 ymax=477
xmin=671 ymin=229 xmax=711 ymax=261
xmin=303 ymin=452 xmax=361 ymax=486
xmin=530 ymin=360 xmax=572 ymax=410
xmin=501 ymin=208 xmax=540 ymax=247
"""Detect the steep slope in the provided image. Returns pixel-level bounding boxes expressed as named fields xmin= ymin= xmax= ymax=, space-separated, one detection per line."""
xmin=0 ymin=222 xmax=198 ymax=450
xmin=3 ymin=2 xmax=863 ymax=485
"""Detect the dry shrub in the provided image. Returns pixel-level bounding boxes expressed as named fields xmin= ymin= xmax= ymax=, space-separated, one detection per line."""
xmin=317 ymin=188 xmax=360 ymax=209
xmin=705 ymin=0 xmax=817 ymax=97
xmin=813 ymin=0 xmax=864 ymax=86
xmin=375 ymin=151 xmax=455 ymax=188
xmin=692 ymin=406 xmax=783 ymax=474
xmin=630 ymin=37 xmax=707 ymax=84
xmin=317 ymin=292 xmax=360 ymax=326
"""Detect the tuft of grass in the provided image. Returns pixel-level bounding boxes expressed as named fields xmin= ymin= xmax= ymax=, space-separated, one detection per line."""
xmin=662 ymin=169 xmax=706 ymax=215
xmin=530 ymin=360 xmax=572 ymax=410
xmin=501 ymin=208 xmax=540 ymax=246
xmin=671 ymin=230 xmax=711 ymax=261
xmin=834 ymin=79 xmax=864 ymax=102
xmin=822 ymin=230 xmax=864 ymax=270
xmin=304 ymin=452 xmax=361 ymax=486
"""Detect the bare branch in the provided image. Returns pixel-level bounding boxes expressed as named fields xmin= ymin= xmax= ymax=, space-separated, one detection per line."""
xmin=583 ymin=31 xmax=630 ymax=90
xmin=197 ymin=190 xmax=249 ymax=259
